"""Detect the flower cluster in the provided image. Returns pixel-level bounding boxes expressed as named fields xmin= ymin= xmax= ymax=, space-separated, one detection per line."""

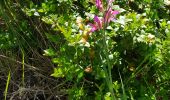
xmin=89 ymin=0 xmax=119 ymax=32
xmin=78 ymin=0 xmax=119 ymax=45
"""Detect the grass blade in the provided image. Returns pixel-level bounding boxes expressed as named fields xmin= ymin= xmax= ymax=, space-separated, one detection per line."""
xmin=4 ymin=70 xmax=11 ymax=100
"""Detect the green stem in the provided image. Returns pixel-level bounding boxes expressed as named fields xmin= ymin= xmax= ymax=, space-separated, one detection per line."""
xmin=4 ymin=70 xmax=11 ymax=100
xmin=21 ymin=49 xmax=25 ymax=87
xmin=102 ymin=27 xmax=116 ymax=99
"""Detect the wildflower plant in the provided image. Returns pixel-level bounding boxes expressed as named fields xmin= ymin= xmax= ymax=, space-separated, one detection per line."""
xmin=83 ymin=0 xmax=120 ymax=99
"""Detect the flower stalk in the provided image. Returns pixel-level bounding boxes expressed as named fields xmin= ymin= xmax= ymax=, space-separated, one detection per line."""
xmin=87 ymin=0 xmax=119 ymax=99
xmin=102 ymin=25 xmax=116 ymax=100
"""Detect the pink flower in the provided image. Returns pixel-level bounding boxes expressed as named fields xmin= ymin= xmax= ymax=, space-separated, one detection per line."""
xmin=96 ymin=0 xmax=103 ymax=11
xmin=94 ymin=16 xmax=103 ymax=29
xmin=104 ymin=7 xmax=119 ymax=25
xmin=89 ymin=16 xmax=103 ymax=32
xmin=88 ymin=0 xmax=119 ymax=33
xmin=89 ymin=23 xmax=97 ymax=32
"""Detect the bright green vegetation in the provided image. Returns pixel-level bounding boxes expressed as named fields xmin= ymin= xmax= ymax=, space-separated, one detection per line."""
xmin=1 ymin=0 xmax=170 ymax=99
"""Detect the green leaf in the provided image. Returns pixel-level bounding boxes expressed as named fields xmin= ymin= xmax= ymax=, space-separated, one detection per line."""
xmin=104 ymin=92 xmax=111 ymax=100
xmin=43 ymin=48 xmax=56 ymax=56
xmin=56 ymin=23 xmax=72 ymax=41
xmin=38 ymin=9 xmax=44 ymax=13
xmin=51 ymin=68 xmax=64 ymax=78
xmin=77 ymin=72 xmax=84 ymax=80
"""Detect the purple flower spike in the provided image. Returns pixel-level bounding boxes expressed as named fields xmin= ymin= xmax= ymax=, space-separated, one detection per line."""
xmin=87 ymin=0 xmax=120 ymax=34
xmin=89 ymin=23 xmax=97 ymax=32
xmin=88 ymin=16 xmax=103 ymax=32
xmin=104 ymin=7 xmax=112 ymax=24
xmin=104 ymin=7 xmax=119 ymax=24
xmin=94 ymin=16 xmax=103 ymax=29
xmin=112 ymin=10 xmax=119 ymax=15
xmin=96 ymin=0 xmax=103 ymax=11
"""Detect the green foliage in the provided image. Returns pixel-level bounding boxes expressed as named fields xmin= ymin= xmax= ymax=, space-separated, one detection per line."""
xmin=23 ymin=0 xmax=170 ymax=99
xmin=1 ymin=0 xmax=170 ymax=99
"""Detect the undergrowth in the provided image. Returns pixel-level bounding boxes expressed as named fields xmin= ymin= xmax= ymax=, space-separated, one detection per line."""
xmin=0 ymin=0 xmax=170 ymax=99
